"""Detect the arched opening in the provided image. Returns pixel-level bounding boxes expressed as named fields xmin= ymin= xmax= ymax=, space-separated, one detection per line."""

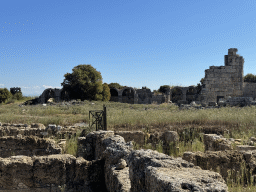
xmin=122 ymin=88 xmax=135 ymax=104
xmin=110 ymin=88 xmax=119 ymax=102
xmin=186 ymin=87 xmax=197 ymax=103
xmin=44 ymin=89 xmax=55 ymax=103
xmin=171 ymin=87 xmax=182 ymax=103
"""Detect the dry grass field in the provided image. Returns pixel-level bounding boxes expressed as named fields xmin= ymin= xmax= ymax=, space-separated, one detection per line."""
xmin=1 ymin=99 xmax=256 ymax=191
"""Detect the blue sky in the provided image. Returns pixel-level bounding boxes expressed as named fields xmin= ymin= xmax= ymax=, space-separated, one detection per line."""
xmin=1 ymin=0 xmax=256 ymax=96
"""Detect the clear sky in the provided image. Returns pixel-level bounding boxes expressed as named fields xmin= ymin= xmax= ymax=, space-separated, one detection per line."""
xmin=1 ymin=0 xmax=256 ymax=96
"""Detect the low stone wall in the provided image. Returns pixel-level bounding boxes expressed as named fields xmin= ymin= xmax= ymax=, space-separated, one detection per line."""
xmin=115 ymin=131 xmax=146 ymax=146
xmin=79 ymin=130 xmax=228 ymax=192
xmin=0 ymin=154 xmax=106 ymax=191
xmin=0 ymin=130 xmax=228 ymax=191
xmin=0 ymin=123 xmax=46 ymax=137
xmin=183 ymin=150 xmax=244 ymax=179
xmin=204 ymin=134 xmax=233 ymax=151
xmin=128 ymin=149 xmax=227 ymax=192
xmin=0 ymin=136 xmax=61 ymax=157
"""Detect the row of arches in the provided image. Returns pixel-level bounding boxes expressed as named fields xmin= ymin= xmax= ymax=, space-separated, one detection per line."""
xmin=110 ymin=86 xmax=200 ymax=104
xmin=110 ymin=87 xmax=136 ymax=104
xmin=38 ymin=86 xmax=200 ymax=104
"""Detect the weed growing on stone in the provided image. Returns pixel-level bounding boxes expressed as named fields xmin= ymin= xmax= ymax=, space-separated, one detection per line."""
xmin=226 ymin=160 xmax=256 ymax=192
xmin=64 ymin=129 xmax=82 ymax=156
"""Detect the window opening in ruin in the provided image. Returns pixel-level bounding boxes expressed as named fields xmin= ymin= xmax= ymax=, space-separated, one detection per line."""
xmin=217 ymin=96 xmax=224 ymax=103
xmin=110 ymin=88 xmax=118 ymax=97
xmin=110 ymin=88 xmax=119 ymax=102
xmin=45 ymin=89 xmax=55 ymax=103
xmin=171 ymin=88 xmax=182 ymax=103
xmin=186 ymin=87 xmax=196 ymax=104
xmin=122 ymin=88 xmax=134 ymax=104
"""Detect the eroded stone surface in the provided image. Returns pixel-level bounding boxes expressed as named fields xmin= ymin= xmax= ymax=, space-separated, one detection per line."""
xmin=145 ymin=166 xmax=227 ymax=192
xmin=204 ymin=134 xmax=233 ymax=151
xmin=0 ymin=154 xmax=106 ymax=191
xmin=0 ymin=136 xmax=61 ymax=158
xmin=127 ymin=149 xmax=227 ymax=192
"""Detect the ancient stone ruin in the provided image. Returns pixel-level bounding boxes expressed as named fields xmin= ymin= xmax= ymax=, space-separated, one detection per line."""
xmin=0 ymin=122 xmax=228 ymax=191
xmin=22 ymin=48 xmax=255 ymax=107
xmin=10 ymin=87 xmax=21 ymax=95
xmin=201 ymin=48 xmax=256 ymax=105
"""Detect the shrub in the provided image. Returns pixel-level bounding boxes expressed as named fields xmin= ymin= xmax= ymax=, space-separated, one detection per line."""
xmin=0 ymin=88 xmax=12 ymax=103
xmin=12 ymin=92 xmax=23 ymax=100
xmin=102 ymin=83 xmax=111 ymax=101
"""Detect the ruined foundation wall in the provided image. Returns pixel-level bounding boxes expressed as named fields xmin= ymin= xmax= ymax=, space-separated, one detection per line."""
xmin=151 ymin=94 xmax=166 ymax=104
xmin=0 ymin=154 xmax=106 ymax=192
xmin=201 ymin=48 xmax=244 ymax=104
xmin=79 ymin=130 xmax=228 ymax=192
xmin=0 ymin=136 xmax=61 ymax=158
xmin=0 ymin=130 xmax=228 ymax=191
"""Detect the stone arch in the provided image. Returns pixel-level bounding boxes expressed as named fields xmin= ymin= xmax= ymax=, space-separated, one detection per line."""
xmin=171 ymin=87 xmax=183 ymax=103
xmin=121 ymin=87 xmax=136 ymax=104
xmin=186 ymin=86 xmax=197 ymax=103
xmin=110 ymin=88 xmax=119 ymax=102
xmin=39 ymin=88 xmax=62 ymax=103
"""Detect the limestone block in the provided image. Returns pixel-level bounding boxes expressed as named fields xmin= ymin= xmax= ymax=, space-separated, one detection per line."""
xmin=204 ymin=134 xmax=233 ymax=151
xmin=162 ymin=131 xmax=179 ymax=144
xmin=236 ymin=145 xmax=256 ymax=152
xmin=127 ymin=149 xmax=227 ymax=192
xmin=183 ymin=150 xmax=244 ymax=180
xmin=0 ymin=156 xmax=34 ymax=189
xmin=33 ymin=154 xmax=76 ymax=187
xmin=82 ymin=130 xmax=114 ymax=161
xmin=115 ymin=131 xmax=145 ymax=146
xmin=145 ymin=166 xmax=227 ymax=192
xmin=105 ymin=164 xmax=131 ymax=192
xmin=0 ymin=136 xmax=61 ymax=158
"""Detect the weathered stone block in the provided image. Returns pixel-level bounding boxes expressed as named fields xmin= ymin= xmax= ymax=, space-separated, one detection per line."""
xmin=127 ymin=149 xmax=227 ymax=192
xmin=115 ymin=131 xmax=145 ymax=146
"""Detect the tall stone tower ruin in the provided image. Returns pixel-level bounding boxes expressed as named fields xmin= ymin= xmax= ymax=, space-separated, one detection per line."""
xmin=201 ymin=48 xmax=244 ymax=104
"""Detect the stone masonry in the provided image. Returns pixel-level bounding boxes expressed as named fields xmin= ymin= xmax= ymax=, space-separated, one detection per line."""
xmin=201 ymin=48 xmax=245 ymax=104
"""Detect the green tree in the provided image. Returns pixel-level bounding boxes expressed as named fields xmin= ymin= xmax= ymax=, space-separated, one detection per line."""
xmin=0 ymin=88 xmax=12 ymax=103
xmin=196 ymin=78 xmax=205 ymax=94
xmin=244 ymin=73 xmax=256 ymax=83
xmin=61 ymin=64 xmax=104 ymax=101
xmin=12 ymin=92 xmax=23 ymax=100
xmin=158 ymin=85 xmax=170 ymax=94
xmin=102 ymin=83 xmax=111 ymax=101
xmin=108 ymin=82 xmax=124 ymax=89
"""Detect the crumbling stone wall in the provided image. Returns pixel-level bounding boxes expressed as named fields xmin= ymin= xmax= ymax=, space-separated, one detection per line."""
xmin=38 ymin=88 xmax=62 ymax=103
xmin=0 ymin=123 xmax=46 ymax=137
xmin=10 ymin=87 xmax=21 ymax=95
xmin=0 ymin=130 xmax=228 ymax=191
xmin=201 ymin=48 xmax=244 ymax=104
xmin=0 ymin=154 xmax=106 ymax=191
xmin=79 ymin=130 xmax=228 ymax=191
xmin=0 ymin=136 xmax=61 ymax=157
xmin=183 ymin=150 xmax=244 ymax=179
xmin=109 ymin=87 xmax=169 ymax=104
